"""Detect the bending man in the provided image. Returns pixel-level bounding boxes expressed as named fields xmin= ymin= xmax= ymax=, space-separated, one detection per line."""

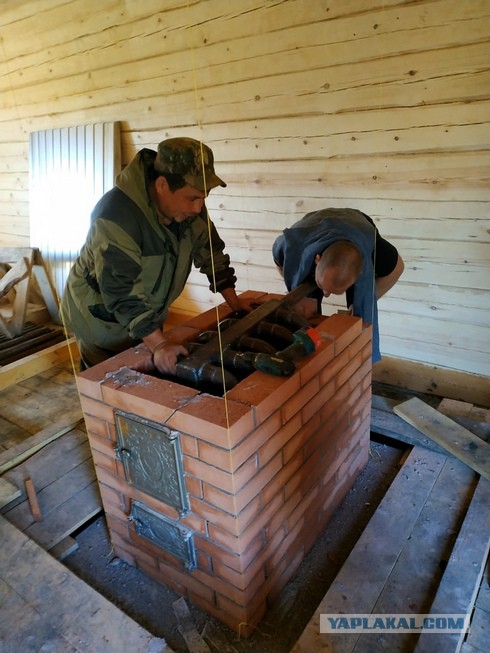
xmin=272 ymin=208 xmax=404 ymax=361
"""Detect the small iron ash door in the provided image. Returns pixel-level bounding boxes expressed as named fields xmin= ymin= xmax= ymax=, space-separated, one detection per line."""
xmin=114 ymin=411 xmax=189 ymax=515
xmin=129 ymin=500 xmax=196 ymax=570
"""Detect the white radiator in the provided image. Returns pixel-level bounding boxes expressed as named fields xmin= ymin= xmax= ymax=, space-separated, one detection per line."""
xmin=29 ymin=122 xmax=121 ymax=297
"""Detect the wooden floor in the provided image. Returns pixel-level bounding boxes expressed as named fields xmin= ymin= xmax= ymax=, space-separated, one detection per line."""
xmin=292 ymin=391 xmax=490 ymax=652
xmin=0 ymin=349 xmax=489 ymax=653
xmin=0 ymin=356 xmax=174 ymax=653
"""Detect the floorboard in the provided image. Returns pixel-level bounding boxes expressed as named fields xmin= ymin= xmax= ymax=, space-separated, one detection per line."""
xmin=0 ymin=516 xmax=172 ymax=653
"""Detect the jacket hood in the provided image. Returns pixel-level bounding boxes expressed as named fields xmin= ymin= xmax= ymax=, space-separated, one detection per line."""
xmin=115 ymin=149 xmax=156 ymax=219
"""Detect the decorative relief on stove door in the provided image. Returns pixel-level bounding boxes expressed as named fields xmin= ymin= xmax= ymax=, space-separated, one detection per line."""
xmin=114 ymin=411 xmax=189 ymax=515
xmin=129 ymin=500 xmax=196 ymax=570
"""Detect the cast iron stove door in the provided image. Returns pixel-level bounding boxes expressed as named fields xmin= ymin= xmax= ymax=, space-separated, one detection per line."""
xmin=114 ymin=411 xmax=189 ymax=515
xmin=129 ymin=500 xmax=196 ymax=570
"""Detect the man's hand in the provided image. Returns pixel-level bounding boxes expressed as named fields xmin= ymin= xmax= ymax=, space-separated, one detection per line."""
xmin=143 ymin=329 xmax=188 ymax=375
xmin=152 ymin=342 xmax=189 ymax=375
xmin=220 ymin=287 xmax=254 ymax=314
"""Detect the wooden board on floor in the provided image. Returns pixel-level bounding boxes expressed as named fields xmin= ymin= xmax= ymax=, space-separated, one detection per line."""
xmin=371 ymin=395 xmax=490 ymax=450
xmin=1 ymin=425 xmax=102 ymax=552
xmin=413 ymin=477 xmax=490 ymax=653
xmin=0 ymin=412 xmax=83 ymax=474
xmin=351 ymin=457 xmax=478 ymax=653
xmin=394 ymin=397 xmax=490 ymax=481
xmin=291 ymin=445 xmax=488 ymax=653
xmin=0 ymin=515 xmax=172 ymax=653
xmin=291 ymin=446 xmax=448 ymax=652
xmin=0 ymin=337 xmax=79 ymax=391
xmin=0 ymin=478 xmax=20 ymax=508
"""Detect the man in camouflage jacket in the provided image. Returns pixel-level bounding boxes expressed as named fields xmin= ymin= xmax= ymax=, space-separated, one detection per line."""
xmin=61 ymin=137 xmax=247 ymax=374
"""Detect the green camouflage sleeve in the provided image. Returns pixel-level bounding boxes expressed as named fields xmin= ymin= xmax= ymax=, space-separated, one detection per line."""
xmin=192 ymin=210 xmax=237 ymax=293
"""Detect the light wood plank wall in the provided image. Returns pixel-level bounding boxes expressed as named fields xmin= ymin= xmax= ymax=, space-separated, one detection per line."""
xmin=0 ymin=0 xmax=489 ymax=399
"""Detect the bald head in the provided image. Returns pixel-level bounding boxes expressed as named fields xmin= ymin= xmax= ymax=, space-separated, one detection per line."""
xmin=315 ymin=241 xmax=362 ymax=297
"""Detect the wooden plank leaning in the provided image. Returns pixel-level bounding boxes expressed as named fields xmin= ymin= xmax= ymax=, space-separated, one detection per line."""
xmin=394 ymin=397 xmax=490 ymax=481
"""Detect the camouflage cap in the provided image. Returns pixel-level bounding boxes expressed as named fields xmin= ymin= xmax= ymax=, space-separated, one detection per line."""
xmin=154 ymin=137 xmax=226 ymax=192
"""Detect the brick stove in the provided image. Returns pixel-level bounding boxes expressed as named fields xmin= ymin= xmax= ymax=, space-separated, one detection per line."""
xmin=76 ymin=290 xmax=372 ymax=636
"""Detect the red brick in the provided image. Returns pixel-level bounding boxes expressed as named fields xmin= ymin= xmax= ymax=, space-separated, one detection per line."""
xmin=281 ymin=375 xmax=320 ymax=423
xmin=264 ymin=546 xmax=305 ymax=606
xmin=194 ymin=534 xmax=243 ymax=573
xmin=189 ymin=494 xmax=260 ymax=535
xmin=105 ymin=510 xmax=131 ymax=539
xmin=76 ymin=375 xmax=104 ymax=402
xmin=297 ymin=338 xmax=335 ymax=385
xmin=287 ymin=484 xmax=319 ymax=533
xmin=302 ymin=377 xmax=335 ymax=424
xmin=361 ymin=364 xmax=372 ymax=393
xmin=184 ymin=452 xmax=258 ymax=495
xmin=196 ymin=409 xmax=280 ymax=474
xmin=98 ymin=482 xmax=125 ymax=512
xmin=227 ymin=371 xmax=301 ymax=425
xmin=265 ymin=488 xmax=303 ymax=541
xmin=200 ymin=592 xmax=266 ymax=636
xmin=362 ymin=338 xmax=373 ymax=363
xmin=261 ymin=449 xmax=303 ymax=506
xmin=322 ymin=378 xmax=361 ymax=424
xmin=167 ymin=394 xmax=255 ymax=448
xmin=208 ymin=493 xmax=282 ymax=555
xmin=336 ymin=351 xmax=362 ymax=390
xmin=212 ymin=557 xmax=265 ymax=592
xmin=87 ymin=430 xmax=116 ymax=458
xmin=319 ymin=346 xmax=350 ymax=387
xmin=178 ymin=433 xmax=199 ymax=457
xmin=184 ymin=475 xmax=203 ymax=500
xmin=233 ymin=410 xmax=284 ymax=464
xmin=83 ymin=414 xmax=112 ymax=440
xmin=94 ymin=466 xmax=181 ymax=521
xmin=110 ymin=534 xmax=158 ymax=570
xmin=155 ymin=558 xmax=216 ymax=604
xmin=79 ymin=395 xmax=115 ymax=424
xmin=139 ymin=558 xmax=188 ymax=597
xmin=179 ymin=511 xmax=207 ymax=536
xmin=215 ymin=591 xmax=265 ymax=623
xmin=101 ymin=376 xmax=198 ymax=424
xmin=317 ymin=313 xmax=363 ymax=355
xmin=264 ymin=516 xmax=304 ymax=576
xmin=196 ymin=550 xmax=213 ymax=574
xmin=202 ymin=483 xmax=237 ymax=514
xmin=192 ymin=563 xmax=265 ymax=607
xmin=90 ymin=446 xmax=118 ymax=476
xmin=233 ymin=452 xmax=283 ymax=513
xmin=283 ymin=412 xmax=321 ymax=464
xmin=257 ymin=412 xmax=301 ymax=467
xmin=351 ymin=324 xmax=372 ymax=358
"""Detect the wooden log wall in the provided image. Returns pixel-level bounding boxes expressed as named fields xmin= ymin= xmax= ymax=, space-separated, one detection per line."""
xmin=0 ymin=0 xmax=489 ymax=393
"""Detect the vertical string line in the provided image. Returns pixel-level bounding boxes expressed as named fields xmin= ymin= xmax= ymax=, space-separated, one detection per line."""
xmin=370 ymin=3 xmax=385 ymax=330
xmin=187 ymin=4 xmax=231 ymax=430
